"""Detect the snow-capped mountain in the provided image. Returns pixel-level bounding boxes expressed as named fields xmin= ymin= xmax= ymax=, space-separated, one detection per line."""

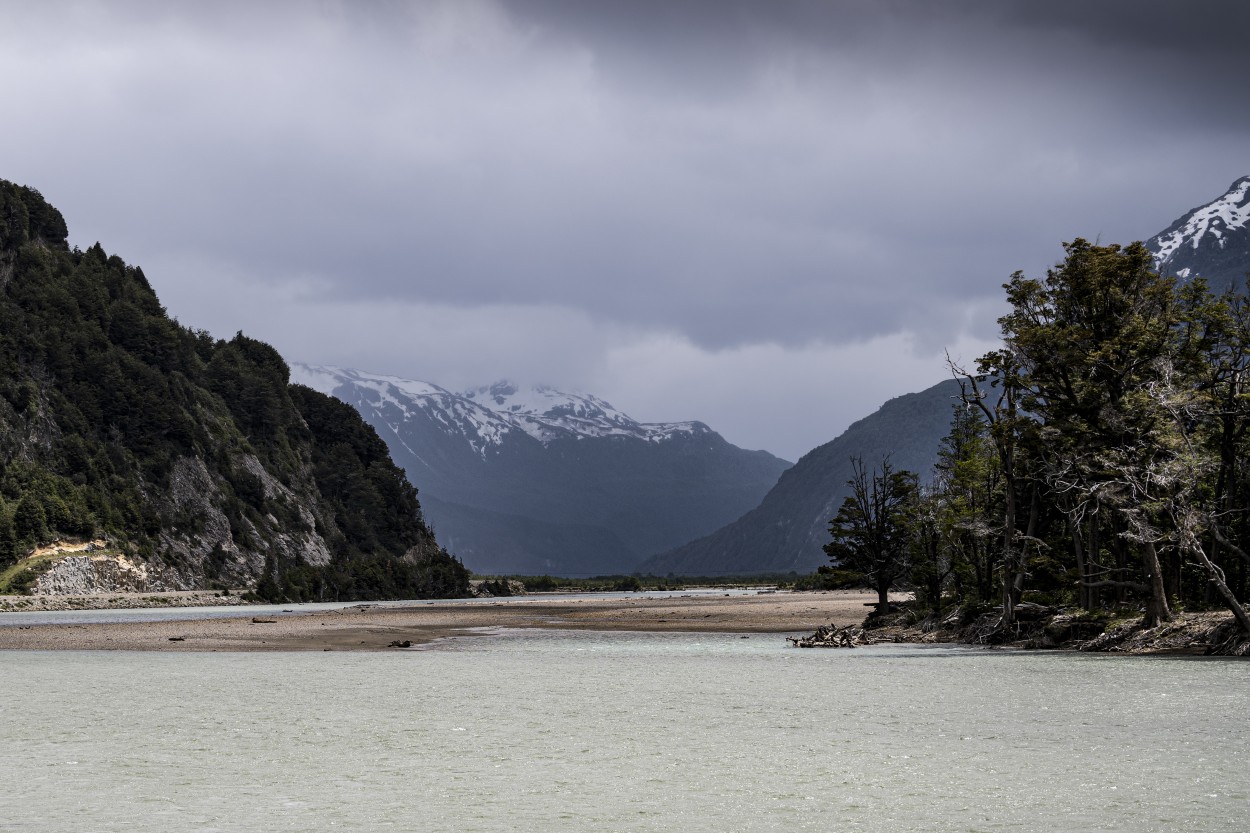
xmin=290 ymin=364 xmax=790 ymax=576
xmin=461 ymin=380 xmax=706 ymax=445
xmin=1148 ymin=175 xmax=1250 ymax=290
xmin=292 ymin=367 xmax=707 ymax=454
xmin=292 ymin=365 xmax=517 ymax=456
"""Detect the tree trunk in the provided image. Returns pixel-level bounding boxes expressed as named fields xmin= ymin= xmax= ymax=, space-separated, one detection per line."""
xmin=1190 ymin=540 xmax=1250 ymax=637
xmin=876 ymin=576 xmax=891 ymax=617
xmin=1141 ymin=540 xmax=1173 ymax=628
xmin=1087 ymin=515 xmax=1102 ymax=609
xmin=1000 ymin=457 xmax=1020 ymax=625
xmin=1071 ymin=518 xmax=1090 ymax=610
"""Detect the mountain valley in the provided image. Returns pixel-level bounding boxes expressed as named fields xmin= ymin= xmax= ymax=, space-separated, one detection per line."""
xmin=292 ymin=367 xmax=791 ymax=575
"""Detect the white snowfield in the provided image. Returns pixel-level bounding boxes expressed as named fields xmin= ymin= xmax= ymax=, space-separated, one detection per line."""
xmin=1151 ymin=176 xmax=1250 ymax=264
xmin=290 ymin=364 xmax=706 ymax=456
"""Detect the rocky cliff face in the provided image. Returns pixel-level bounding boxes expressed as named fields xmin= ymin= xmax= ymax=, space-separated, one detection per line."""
xmin=33 ymin=551 xmax=169 ymax=595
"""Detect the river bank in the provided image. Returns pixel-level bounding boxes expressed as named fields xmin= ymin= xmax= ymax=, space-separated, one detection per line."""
xmin=0 ymin=589 xmax=884 ymax=651
xmin=792 ymin=602 xmax=1250 ymax=656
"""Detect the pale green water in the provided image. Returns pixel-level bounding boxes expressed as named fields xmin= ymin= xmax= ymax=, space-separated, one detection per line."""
xmin=1 ymin=631 xmax=1246 ymax=832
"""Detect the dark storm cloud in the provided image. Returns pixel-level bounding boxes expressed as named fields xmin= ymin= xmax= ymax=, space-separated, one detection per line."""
xmin=0 ymin=0 xmax=1245 ymax=456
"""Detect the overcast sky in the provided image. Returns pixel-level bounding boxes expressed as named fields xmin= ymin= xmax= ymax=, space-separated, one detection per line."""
xmin=2 ymin=0 xmax=1246 ymax=460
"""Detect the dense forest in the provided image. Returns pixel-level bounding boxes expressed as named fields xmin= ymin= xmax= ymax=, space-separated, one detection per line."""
xmin=0 ymin=180 xmax=469 ymax=601
xmin=827 ymin=240 xmax=1250 ymax=640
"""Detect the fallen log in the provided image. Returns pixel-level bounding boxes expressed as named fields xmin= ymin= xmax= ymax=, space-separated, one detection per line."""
xmin=787 ymin=623 xmax=867 ymax=648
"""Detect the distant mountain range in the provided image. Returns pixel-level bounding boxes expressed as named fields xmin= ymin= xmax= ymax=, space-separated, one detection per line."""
xmin=291 ymin=366 xmax=791 ymax=576
xmin=1148 ymin=176 xmax=1250 ymax=291
xmin=640 ymin=173 xmax=1250 ymax=576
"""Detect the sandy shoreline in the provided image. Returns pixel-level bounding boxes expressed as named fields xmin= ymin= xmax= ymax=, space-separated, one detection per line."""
xmin=0 ymin=590 xmax=882 ymax=652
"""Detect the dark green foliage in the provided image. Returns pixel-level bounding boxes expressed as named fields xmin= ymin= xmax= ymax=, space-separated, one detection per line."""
xmin=908 ymin=240 xmax=1250 ymax=635
xmin=0 ymin=182 xmax=68 ymax=252
xmin=0 ymin=509 xmax=16 ymax=564
xmin=253 ymin=549 xmax=469 ymax=604
xmin=292 ymin=385 xmax=431 ymax=557
xmin=0 ymin=178 xmax=466 ymax=600
xmin=520 ymin=574 xmax=560 ymax=592
xmin=12 ymin=493 xmax=48 ymax=544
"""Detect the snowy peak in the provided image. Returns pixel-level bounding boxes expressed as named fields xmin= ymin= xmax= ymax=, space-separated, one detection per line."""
xmin=1148 ymin=176 xmax=1250 ymax=287
xmin=460 ymin=380 xmax=676 ymax=442
xmin=460 ymin=379 xmax=709 ymax=443
xmin=291 ymin=365 xmax=708 ymax=453
xmin=463 ymin=381 xmax=634 ymax=427
xmin=292 ymin=364 xmax=452 ymax=402
xmin=290 ymin=364 xmax=518 ymax=455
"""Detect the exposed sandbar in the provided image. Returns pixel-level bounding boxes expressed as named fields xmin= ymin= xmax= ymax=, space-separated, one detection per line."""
xmin=0 ymin=590 xmax=882 ymax=652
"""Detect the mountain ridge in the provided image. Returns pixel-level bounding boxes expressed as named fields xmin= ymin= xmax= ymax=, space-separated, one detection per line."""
xmin=292 ymin=363 xmax=791 ymax=576
xmin=1148 ymin=175 xmax=1250 ymax=290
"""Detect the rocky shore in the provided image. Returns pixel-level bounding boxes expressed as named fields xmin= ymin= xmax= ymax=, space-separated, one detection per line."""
xmin=791 ymin=602 xmax=1250 ymax=656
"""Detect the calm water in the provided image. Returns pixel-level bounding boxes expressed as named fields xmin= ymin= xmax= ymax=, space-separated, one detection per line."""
xmin=1 ymin=632 xmax=1245 ymax=832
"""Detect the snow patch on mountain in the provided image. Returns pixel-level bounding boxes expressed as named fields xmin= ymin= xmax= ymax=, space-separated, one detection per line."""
xmin=460 ymin=381 xmax=704 ymax=443
xmin=1150 ymin=176 xmax=1250 ymax=265
xmin=291 ymin=364 xmax=517 ymax=455
xmin=292 ymin=365 xmax=707 ymax=455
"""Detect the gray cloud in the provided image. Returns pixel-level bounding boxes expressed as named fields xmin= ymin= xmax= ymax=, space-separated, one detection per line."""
xmin=0 ymin=0 xmax=1244 ymax=458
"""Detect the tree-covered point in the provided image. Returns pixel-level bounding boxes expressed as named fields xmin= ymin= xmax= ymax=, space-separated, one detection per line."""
xmin=0 ymin=179 xmax=467 ymax=601
xmin=826 ymin=240 xmax=1250 ymax=639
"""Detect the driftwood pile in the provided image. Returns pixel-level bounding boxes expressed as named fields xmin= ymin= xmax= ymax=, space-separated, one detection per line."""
xmin=787 ymin=623 xmax=868 ymax=648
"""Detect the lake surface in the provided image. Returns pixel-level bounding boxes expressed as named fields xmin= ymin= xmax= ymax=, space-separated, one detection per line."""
xmin=2 ymin=631 xmax=1246 ymax=832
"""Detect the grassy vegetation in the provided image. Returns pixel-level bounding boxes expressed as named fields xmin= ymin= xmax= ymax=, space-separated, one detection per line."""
xmin=0 ymin=549 xmax=72 ymax=594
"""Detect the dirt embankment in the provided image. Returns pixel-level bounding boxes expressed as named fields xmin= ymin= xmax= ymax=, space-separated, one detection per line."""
xmin=794 ymin=602 xmax=1250 ymax=656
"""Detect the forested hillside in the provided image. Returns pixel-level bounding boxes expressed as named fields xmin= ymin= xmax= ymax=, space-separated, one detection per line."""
xmin=0 ymin=180 xmax=468 ymax=601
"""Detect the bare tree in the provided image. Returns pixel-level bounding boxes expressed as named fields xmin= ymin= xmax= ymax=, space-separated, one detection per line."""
xmin=824 ymin=457 xmax=918 ymax=617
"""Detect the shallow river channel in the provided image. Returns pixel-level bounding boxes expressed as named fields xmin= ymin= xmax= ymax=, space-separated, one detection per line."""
xmin=2 ymin=630 xmax=1246 ymax=832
